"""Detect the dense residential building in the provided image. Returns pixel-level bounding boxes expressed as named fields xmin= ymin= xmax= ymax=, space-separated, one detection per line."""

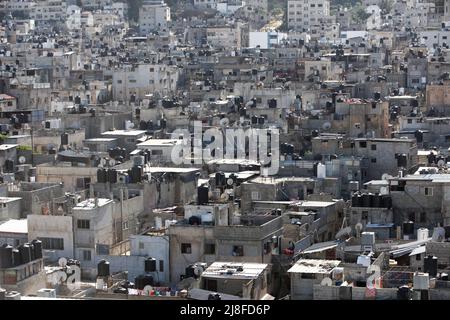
xmin=0 ymin=0 xmax=450 ymax=305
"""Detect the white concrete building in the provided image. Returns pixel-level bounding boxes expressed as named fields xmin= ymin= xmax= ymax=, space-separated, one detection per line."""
xmin=30 ymin=0 xmax=67 ymax=22
xmin=139 ymin=0 xmax=171 ymax=35
xmin=287 ymin=0 xmax=331 ymax=32
xmin=0 ymin=0 xmax=35 ymax=14
xmin=249 ymin=31 xmax=288 ymax=49
xmin=27 ymin=214 xmax=74 ymax=262
xmin=112 ymin=64 xmax=179 ymax=101
xmin=129 ymin=231 xmax=170 ymax=285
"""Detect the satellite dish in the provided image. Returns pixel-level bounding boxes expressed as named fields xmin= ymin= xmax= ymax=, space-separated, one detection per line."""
xmin=226 ymin=178 xmax=234 ymax=186
xmin=142 ymin=285 xmax=153 ymax=295
xmin=322 ymin=122 xmax=331 ymax=130
xmin=220 ymin=192 xmax=229 ymax=202
xmin=99 ymin=158 xmax=106 ymax=167
xmin=18 ymin=156 xmax=26 ymax=164
xmin=321 ymin=277 xmax=333 ymax=286
xmin=109 ymin=159 xmax=116 ymax=166
xmin=438 ymin=159 xmax=446 ymax=167
xmin=381 ymin=173 xmax=392 ymax=181
xmin=193 ymin=266 xmax=203 ymax=277
xmin=220 ymin=118 xmax=229 ymax=126
xmin=335 ymin=226 xmax=352 ymax=240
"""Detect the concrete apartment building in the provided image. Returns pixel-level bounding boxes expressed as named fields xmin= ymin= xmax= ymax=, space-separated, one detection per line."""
xmin=139 ymin=0 xmax=171 ymax=35
xmin=168 ymin=203 xmax=283 ymax=283
xmin=287 ymin=0 xmax=331 ymax=32
xmin=112 ymin=64 xmax=179 ymax=102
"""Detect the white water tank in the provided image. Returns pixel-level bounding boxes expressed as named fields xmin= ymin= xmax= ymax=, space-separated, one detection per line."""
xmin=332 ymin=267 xmax=345 ymax=281
xmin=155 ymin=217 xmax=162 ymax=230
xmin=413 ymin=272 xmax=430 ymax=290
xmin=164 ymin=219 xmax=177 ymax=229
xmin=317 ymin=163 xmax=326 ymax=179
xmin=417 ymin=228 xmax=429 ymax=241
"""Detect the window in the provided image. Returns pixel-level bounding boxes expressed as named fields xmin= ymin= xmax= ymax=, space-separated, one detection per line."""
xmin=83 ymin=250 xmax=91 ymax=261
xmin=424 ymin=187 xmax=433 ymax=196
xmin=151 ymin=149 xmax=163 ymax=155
xmin=38 ymin=237 xmax=64 ymax=250
xmin=371 ymin=158 xmax=377 ymax=163
xmin=359 ymin=141 xmax=367 ymax=148
xmin=420 ymin=212 xmax=426 ymax=223
xmin=139 ymin=242 xmax=144 ymax=249
xmin=362 ymin=211 xmax=368 ymax=220
xmin=159 ymin=260 xmax=164 ymax=272
xmin=77 ymin=219 xmax=90 ymax=229
xmin=123 ymin=221 xmax=129 ymax=230
xmin=232 ymin=245 xmax=244 ymax=256
xmin=301 ymin=273 xmax=316 ymax=279
xmin=251 ymin=191 xmax=260 ymax=200
xmin=204 ymin=243 xmax=216 ymax=255
xmin=416 ymin=255 xmax=421 ymax=261
xmin=371 ymin=144 xmax=377 ymax=150
xmin=181 ymin=243 xmax=192 ymax=254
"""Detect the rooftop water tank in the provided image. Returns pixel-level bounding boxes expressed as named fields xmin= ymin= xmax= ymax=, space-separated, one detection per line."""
xmin=317 ymin=163 xmax=326 ymax=179
xmin=417 ymin=228 xmax=429 ymax=241
xmin=413 ymin=272 xmax=430 ymax=290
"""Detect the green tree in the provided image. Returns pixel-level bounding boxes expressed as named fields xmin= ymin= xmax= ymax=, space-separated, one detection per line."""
xmin=352 ymin=4 xmax=371 ymax=24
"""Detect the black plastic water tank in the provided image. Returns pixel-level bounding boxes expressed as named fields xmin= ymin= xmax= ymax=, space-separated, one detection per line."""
xmin=198 ymin=186 xmax=209 ymax=205
xmin=0 ymin=244 xmax=13 ymax=268
xmin=31 ymin=240 xmax=42 ymax=259
xmin=108 ymin=169 xmax=117 ymax=183
xmin=397 ymin=154 xmax=407 ymax=168
xmin=145 ymin=257 xmax=156 ymax=272
xmin=311 ymin=130 xmax=319 ymax=137
xmin=97 ymin=259 xmax=110 ymax=277
xmin=268 ymin=98 xmax=277 ymax=108
xmin=381 ymin=195 xmax=392 ymax=208
xmin=19 ymin=244 xmax=31 ymax=264
xmin=185 ymin=265 xmax=196 ymax=278
xmin=362 ymin=193 xmax=371 ymax=207
xmin=403 ymin=221 xmax=414 ymax=235
xmin=371 ymin=194 xmax=381 ymax=208
xmin=397 ymin=286 xmax=412 ymax=300
xmin=351 ymin=193 xmax=360 ymax=207
xmin=374 ymin=92 xmax=381 ymax=100
xmin=28 ymin=243 xmax=35 ymax=261
xmin=215 ymin=172 xmax=225 ymax=187
xmin=61 ymin=133 xmax=69 ymax=145
xmin=424 ymin=255 xmax=438 ymax=277
xmin=12 ymin=249 xmax=21 ymax=266
xmin=188 ymin=215 xmax=202 ymax=225
xmin=415 ymin=130 xmax=424 ymax=143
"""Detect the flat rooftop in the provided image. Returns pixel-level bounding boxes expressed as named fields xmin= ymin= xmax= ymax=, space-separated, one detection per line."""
xmin=0 ymin=144 xmax=18 ymax=151
xmin=101 ymin=130 xmax=147 ymax=137
xmin=84 ymin=138 xmax=117 ymax=142
xmin=0 ymin=197 xmax=22 ymax=203
xmin=144 ymin=167 xmax=200 ymax=174
xmin=137 ymin=139 xmax=182 ymax=147
xmin=288 ymin=259 xmax=341 ymax=274
xmin=74 ymin=198 xmax=113 ymax=209
xmin=202 ymin=262 xmax=268 ymax=280
xmin=0 ymin=219 xmax=27 ymax=234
